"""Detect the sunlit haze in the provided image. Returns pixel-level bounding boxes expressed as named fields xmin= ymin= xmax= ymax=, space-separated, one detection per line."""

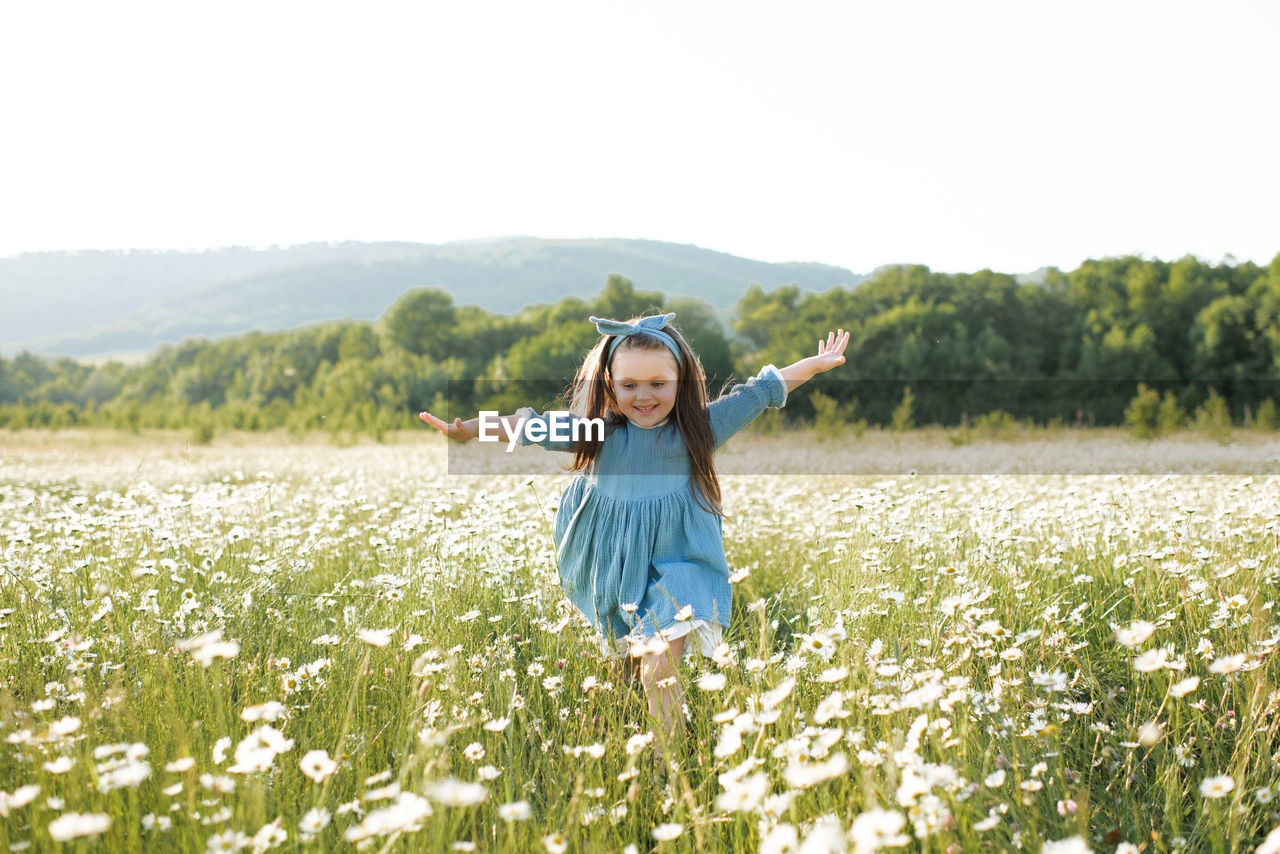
xmin=2 ymin=0 xmax=1277 ymax=273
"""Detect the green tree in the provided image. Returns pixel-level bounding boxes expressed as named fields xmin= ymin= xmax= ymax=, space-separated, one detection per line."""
xmin=1124 ymin=384 xmax=1161 ymax=439
xmin=1250 ymin=254 xmax=1280 ymax=377
xmin=734 ymin=283 xmax=800 ymax=351
xmin=0 ymin=356 xmax=13 ymax=404
xmin=384 ymin=288 xmax=457 ymax=360
xmin=1191 ymin=295 xmax=1260 ymax=382
xmin=337 ymin=323 xmax=381 ymax=362
xmin=1195 ymin=388 xmax=1233 ymax=443
xmin=891 ymin=386 xmax=915 ymax=431
xmin=591 ymin=274 xmax=664 ymax=322
xmin=1157 ymin=391 xmax=1186 ymax=434
xmin=665 ymin=297 xmax=733 ymax=387
xmin=1254 ymin=399 xmax=1277 ymax=431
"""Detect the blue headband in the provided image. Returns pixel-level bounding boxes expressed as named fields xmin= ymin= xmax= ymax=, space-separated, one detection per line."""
xmin=589 ymin=313 xmax=683 ymax=367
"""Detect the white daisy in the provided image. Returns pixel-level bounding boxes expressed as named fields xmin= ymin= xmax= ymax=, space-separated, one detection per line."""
xmin=498 ymin=801 xmax=531 ymax=821
xmin=652 ymin=823 xmax=684 ymax=841
xmin=356 ymin=628 xmax=393 ymax=648
xmin=299 ymin=750 xmax=337 ymax=783
xmin=1199 ymin=775 xmax=1235 ymax=798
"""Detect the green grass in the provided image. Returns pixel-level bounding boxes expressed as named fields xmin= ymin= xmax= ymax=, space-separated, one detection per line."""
xmin=0 ymin=434 xmax=1278 ymax=853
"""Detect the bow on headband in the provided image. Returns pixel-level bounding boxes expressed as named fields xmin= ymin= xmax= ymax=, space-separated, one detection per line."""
xmin=589 ymin=313 xmax=683 ymax=367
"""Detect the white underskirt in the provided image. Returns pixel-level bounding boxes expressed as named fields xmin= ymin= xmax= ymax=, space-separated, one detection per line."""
xmin=598 ymin=619 xmax=723 ymax=660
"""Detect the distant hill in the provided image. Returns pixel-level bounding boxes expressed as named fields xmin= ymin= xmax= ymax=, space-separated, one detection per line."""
xmin=0 ymin=237 xmax=864 ymax=358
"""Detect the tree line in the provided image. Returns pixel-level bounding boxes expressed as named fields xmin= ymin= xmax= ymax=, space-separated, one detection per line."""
xmin=2 ymin=253 xmax=1279 ymax=441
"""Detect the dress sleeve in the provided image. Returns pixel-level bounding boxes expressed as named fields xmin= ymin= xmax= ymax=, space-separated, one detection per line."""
xmin=707 ymin=365 xmax=788 ymax=448
xmin=516 ymin=407 xmax=598 ymax=453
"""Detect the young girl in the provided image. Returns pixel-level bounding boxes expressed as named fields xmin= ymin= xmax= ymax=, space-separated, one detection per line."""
xmin=419 ymin=314 xmax=848 ymax=752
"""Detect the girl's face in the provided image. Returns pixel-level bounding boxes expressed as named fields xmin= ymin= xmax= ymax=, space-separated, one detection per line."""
xmin=608 ymin=347 xmax=679 ymax=427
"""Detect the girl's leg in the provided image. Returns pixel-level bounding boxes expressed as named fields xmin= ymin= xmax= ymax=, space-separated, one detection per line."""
xmin=638 ymin=635 xmax=686 ymax=759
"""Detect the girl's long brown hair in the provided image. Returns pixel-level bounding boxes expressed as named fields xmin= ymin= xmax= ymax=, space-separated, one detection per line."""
xmin=566 ymin=318 xmax=722 ymax=515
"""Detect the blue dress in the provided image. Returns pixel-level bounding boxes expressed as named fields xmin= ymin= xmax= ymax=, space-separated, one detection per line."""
xmin=520 ymin=366 xmax=788 ymax=646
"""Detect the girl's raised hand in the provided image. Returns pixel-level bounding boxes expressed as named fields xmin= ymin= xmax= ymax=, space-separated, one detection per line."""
xmin=812 ymin=329 xmax=849 ymax=373
xmin=418 ymin=410 xmax=478 ymax=441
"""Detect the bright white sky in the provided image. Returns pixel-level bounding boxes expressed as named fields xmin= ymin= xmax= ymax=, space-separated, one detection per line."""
xmin=1 ymin=1 xmax=1277 ymax=274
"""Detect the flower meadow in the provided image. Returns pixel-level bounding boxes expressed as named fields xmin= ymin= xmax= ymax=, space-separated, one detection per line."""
xmin=1 ymin=432 xmax=1279 ymax=853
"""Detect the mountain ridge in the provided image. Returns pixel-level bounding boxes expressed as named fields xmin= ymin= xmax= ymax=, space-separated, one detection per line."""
xmin=1 ymin=237 xmax=864 ymax=358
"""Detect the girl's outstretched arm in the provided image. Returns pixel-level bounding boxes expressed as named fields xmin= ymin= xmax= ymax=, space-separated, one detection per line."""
xmin=778 ymin=329 xmax=849 ymax=392
xmin=418 ymin=410 xmax=526 ymax=443
xmin=707 ymin=329 xmax=848 ymax=447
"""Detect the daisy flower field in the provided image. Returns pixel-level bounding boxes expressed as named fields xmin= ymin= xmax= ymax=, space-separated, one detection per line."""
xmin=1 ymin=430 xmax=1278 ymax=852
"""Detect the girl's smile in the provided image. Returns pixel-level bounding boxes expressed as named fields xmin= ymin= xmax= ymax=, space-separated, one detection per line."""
xmin=609 ymin=348 xmax=679 ymax=427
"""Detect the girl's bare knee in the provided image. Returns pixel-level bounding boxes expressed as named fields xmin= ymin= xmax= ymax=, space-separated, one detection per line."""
xmin=630 ymin=636 xmax=682 ymax=695
xmin=639 ymin=655 xmax=671 ymax=690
